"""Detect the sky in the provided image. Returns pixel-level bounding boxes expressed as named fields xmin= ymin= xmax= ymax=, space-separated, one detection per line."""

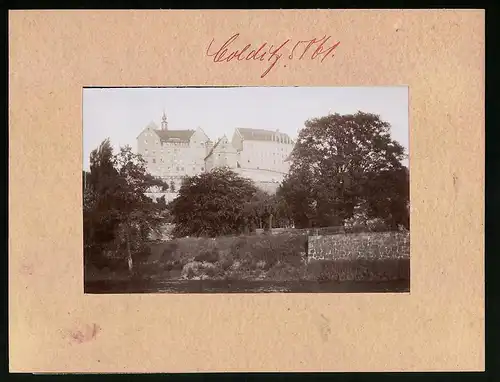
xmin=83 ymin=87 xmax=409 ymax=171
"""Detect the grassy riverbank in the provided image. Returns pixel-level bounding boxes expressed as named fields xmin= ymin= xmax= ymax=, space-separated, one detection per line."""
xmin=85 ymin=231 xmax=410 ymax=286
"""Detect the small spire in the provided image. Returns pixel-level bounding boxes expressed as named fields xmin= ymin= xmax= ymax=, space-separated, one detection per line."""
xmin=161 ymin=110 xmax=168 ymax=130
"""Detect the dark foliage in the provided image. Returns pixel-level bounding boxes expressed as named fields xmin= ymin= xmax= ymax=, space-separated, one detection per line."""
xmin=168 ymin=167 xmax=259 ymax=238
xmin=279 ymin=111 xmax=409 ymax=229
xmin=83 ymin=139 xmax=169 ymax=272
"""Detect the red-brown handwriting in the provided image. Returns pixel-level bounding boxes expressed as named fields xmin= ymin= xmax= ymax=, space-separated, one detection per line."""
xmin=206 ymin=34 xmax=340 ymax=78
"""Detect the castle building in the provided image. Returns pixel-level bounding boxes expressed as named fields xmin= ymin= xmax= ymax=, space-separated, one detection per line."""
xmin=136 ymin=112 xmax=211 ymax=201
xmin=204 ymin=134 xmax=239 ymax=172
xmin=230 ymin=128 xmax=295 ymax=193
xmin=137 ymin=113 xmax=295 ymax=199
xmin=231 ymin=128 xmax=294 ymax=175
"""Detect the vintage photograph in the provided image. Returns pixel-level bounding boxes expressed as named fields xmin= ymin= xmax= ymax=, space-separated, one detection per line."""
xmin=83 ymin=86 xmax=410 ymax=294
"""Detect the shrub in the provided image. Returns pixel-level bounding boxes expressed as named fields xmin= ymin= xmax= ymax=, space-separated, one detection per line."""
xmin=194 ymin=249 xmax=219 ymax=263
xmin=180 ymin=261 xmax=225 ymax=280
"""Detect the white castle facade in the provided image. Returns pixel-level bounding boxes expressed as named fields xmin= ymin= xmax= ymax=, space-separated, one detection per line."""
xmin=136 ymin=113 xmax=295 ymax=201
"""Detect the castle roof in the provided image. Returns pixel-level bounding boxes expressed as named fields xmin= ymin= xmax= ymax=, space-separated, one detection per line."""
xmin=235 ymin=128 xmax=293 ymax=143
xmin=154 ymin=129 xmax=195 ymax=143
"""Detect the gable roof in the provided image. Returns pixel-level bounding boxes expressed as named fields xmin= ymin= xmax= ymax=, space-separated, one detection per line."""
xmin=204 ymin=135 xmax=237 ymax=160
xmin=154 ymin=129 xmax=195 ymax=143
xmin=196 ymin=126 xmax=210 ymax=141
xmin=235 ymin=128 xmax=293 ymax=143
xmin=146 ymin=121 xmax=158 ymax=130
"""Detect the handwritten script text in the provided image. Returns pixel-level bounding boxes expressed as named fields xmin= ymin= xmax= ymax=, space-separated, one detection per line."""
xmin=206 ymin=33 xmax=341 ymax=78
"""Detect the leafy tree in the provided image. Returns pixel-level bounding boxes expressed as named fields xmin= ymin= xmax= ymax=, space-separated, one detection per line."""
xmin=84 ymin=140 xmax=122 ymax=268
xmin=243 ymin=190 xmax=274 ymax=231
xmin=278 ymin=169 xmax=317 ymax=228
xmin=364 ymin=166 xmax=409 ymax=230
xmin=281 ymin=111 xmax=408 ymax=229
xmin=244 ymin=191 xmax=294 ymax=231
xmin=111 ymin=145 xmax=169 ymax=271
xmin=83 ymin=140 xmax=168 ymax=273
xmin=169 ymin=167 xmax=258 ymax=238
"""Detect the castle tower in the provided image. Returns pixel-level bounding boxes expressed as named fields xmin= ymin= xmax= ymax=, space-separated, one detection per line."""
xmin=161 ymin=111 xmax=168 ymax=130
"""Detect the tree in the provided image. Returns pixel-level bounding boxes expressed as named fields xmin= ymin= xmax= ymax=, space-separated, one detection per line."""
xmin=83 ymin=140 xmax=169 ymax=273
xmin=280 ymin=111 xmax=408 ymax=229
xmin=111 ymin=145 xmax=169 ymax=271
xmin=243 ymin=190 xmax=274 ymax=231
xmin=277 ymin=169 xmax=317 ymax=228
xmin=169 ymin=167 xmax=258 ymax=238
xmin=84 ymin=140 xmax=122 ymax=268
xmin=363 ymin=166 xmax=409 ymax=230
xmin=244 ymin=191 xmax=293 ymax=231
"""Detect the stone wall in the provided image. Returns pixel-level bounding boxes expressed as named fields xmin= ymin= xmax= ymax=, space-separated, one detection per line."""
xmin=307 ymin=232 xmax=410 ymax=262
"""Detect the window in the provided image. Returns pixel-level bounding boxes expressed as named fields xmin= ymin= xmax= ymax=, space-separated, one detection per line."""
xmin=152 ymin=159 xmax=156 ymax=163
xmin=145 ymin=149 xmax=149 ymax=154
xmin=176 ymin=166 xmax=180 ymax=171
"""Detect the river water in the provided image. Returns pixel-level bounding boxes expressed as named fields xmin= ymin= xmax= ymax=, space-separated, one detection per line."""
xmin=85 ymin=279 xmax=409 ymax=294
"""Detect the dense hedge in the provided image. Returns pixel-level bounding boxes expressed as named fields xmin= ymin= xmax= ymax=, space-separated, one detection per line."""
xmin=133 ymin=231 xmax=410 ymax=282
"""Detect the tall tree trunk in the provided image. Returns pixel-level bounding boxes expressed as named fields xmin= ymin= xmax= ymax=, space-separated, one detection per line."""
xmin=125 ymin=223 xmax=133 ymax=273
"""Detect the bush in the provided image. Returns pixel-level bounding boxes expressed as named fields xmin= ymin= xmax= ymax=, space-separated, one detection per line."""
xmin=194 ymin=249 xmax=219 ymax=263
xmin=180 ymin=261 xmax=225 ymax=280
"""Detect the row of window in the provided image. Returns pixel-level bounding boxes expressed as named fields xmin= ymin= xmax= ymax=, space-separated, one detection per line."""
xmin=144 ymin=139 xmax=207 ymax=147
xmin=213 ymin=152 xmax=287 ymax=158
xmin=150 ymin=160 xmax=205 ymax=172
xmin=150 ymin=155 xmax=285 ymax=167
xmin=144 ymin=148 xmax=182 ymax=154
xmin=150 ymin=157 xmax=203 ymax=166
xmin=144 ymin=147 xmax=288 ymax=157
